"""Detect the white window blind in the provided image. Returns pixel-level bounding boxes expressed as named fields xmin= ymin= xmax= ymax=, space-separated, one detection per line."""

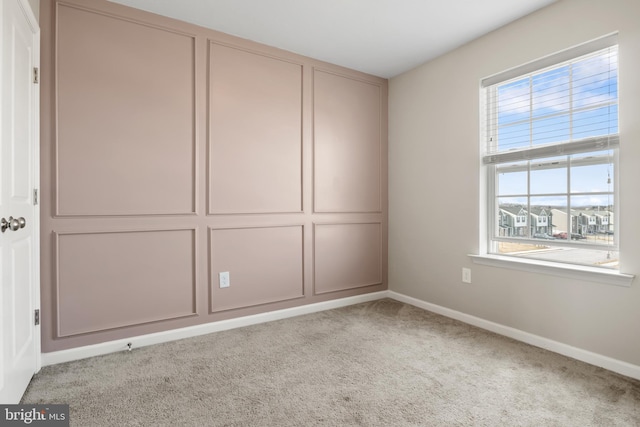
xmin=483 ymin=35 xmax=618 ymax=164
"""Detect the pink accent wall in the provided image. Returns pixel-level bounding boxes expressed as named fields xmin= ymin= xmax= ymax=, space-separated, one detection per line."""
xmin=314 ymin=70 xmax=383 ymax=213
xmin=55 ymin=3 xmax=196 ymax=216
xmin=209 ymin=226 xmax=304 ymax=312
xmin=314 ymin=223 xmax=383 ymax=294
xmin=40 ymin=0 xmax=388 ymax=352
xmin=55 ymin=230 xmax=197 ymax=337
xmin=208 ymin=43 xmax=303 ymax=214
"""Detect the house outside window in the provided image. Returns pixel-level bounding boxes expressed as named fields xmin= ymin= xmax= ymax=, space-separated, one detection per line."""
xmin=481 ymin=35 xmax=619 ymax=269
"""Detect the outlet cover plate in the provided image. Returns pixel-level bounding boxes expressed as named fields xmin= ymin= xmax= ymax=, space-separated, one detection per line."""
xmin=219 ymin=271 xmax=230 ymax=288
xmin=462 ymin=268 xmax=471 ymax=284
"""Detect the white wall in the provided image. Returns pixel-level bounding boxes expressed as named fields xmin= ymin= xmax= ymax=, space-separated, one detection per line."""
xmin=27 ymin=0 xmax=39 ymax=22
xmin=389 ymin=0 xmax=640 ymax=366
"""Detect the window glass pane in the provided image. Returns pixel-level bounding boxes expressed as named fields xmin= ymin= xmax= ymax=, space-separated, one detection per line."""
xmin=571 ymin=195 xmax=614 ymax=246
xmin=497 ymin=163 xmax=527 ymax=196
xmin=498 ymin=77 xmax=530 ymax=125
xmin=530 ymin=196 xmax=564 ymax=240
xmin=532 ymin=114 xmax=569 ymax=145
xmin=573 ymin=105 xmax=618 ymax=139
xmin=572 ymin=50 xmax=618 ymax=110
xmin=530 ymin=157 xmax=567 ymax=194
xmin=498 ymin=122 xmax=529 ymax=151
xmin=570 ymin=151 xmax=614 ymax=193
xmin=571 ymin=194 xmax=613 ymax=212
xmin=541 ymin=197 xmax=569 ymax=239
xmin=529 ymin=209 xmax=553 ymax=240
xmin=496 ymin=241 xmax=549 ymax=255
xmin=497 ymin=198 xmax=527 ymax=237
xmin=532 ymin=65 xmax=569 ymax=118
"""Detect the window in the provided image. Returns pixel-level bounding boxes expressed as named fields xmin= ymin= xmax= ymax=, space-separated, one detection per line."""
xmin=481 ymin=35 xmax=619 ymax=269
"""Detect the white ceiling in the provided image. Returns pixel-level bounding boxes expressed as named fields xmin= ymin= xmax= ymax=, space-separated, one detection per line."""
xmin=108 ymin=0 xmax=557 ymax=78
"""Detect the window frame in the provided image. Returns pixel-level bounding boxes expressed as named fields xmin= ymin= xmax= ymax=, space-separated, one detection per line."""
xmin=475 ymin=34 xmax=633 ymax=285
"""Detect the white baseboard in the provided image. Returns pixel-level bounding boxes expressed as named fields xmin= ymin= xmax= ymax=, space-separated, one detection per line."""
xmin=387 ymin=291 xmax=640 ymax=381
xmin=42 ymin=289 xmax=640 ymax=382
xmin=41 ymin=291 xmax=389 ymax=367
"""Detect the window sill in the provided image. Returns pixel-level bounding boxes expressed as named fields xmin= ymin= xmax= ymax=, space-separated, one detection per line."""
xmin=469 ymin=254 xmax=635 ymax=287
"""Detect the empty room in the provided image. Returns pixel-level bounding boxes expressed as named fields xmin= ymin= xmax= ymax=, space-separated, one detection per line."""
xmin=1 ymin=0 xmax=639 ymax=425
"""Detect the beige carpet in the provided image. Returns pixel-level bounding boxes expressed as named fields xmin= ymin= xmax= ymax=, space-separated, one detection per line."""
xmin=22 ymin=299 xmax=640 ymax=426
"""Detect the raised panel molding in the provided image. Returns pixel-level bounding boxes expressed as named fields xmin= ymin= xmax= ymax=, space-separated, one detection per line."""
xmin=313 ymin=69 xmax=383 ymax=213
xmin=55 ymin=3 xmax=197 ymax=217
xmin=11 ymin=237 xmax=33 ymax=358
xmin=208 ymin=42 xmax=303 ymax=215
xmin=314 ymin=222 xmax=383 ymax=294
xmin=54 ymin=229 xmax=197 ymax=337
xmin=209 ymin=225 xmax=304 ymax=312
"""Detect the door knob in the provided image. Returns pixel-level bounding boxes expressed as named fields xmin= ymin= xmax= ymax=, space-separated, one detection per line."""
xmin=1 ymin=217 xmax=26 ymax=233
xmin=8 ymin=217 xmax=20 ymax=231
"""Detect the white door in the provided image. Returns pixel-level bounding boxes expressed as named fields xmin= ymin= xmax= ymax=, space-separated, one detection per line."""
xmin=0 ymin=0 xmax=40 ymax=404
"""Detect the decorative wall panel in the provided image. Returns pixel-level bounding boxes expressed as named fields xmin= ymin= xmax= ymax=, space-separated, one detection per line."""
xmin=210 ymin=226 xmax=304 ymax=312
xmin=41 ymin=0 xmax=386 ymax=352
xmin=314 ymin=70 xmax=382 ymax=213
xmin=56 ymin=4 xmax=196 ymax=216
xmin=209 ymin=43 xmax=303 ymax=214
xmin=55 ymin=229 xmax=197 ymax=337
xmin=314 ymin=223 xmax=382 ymax=294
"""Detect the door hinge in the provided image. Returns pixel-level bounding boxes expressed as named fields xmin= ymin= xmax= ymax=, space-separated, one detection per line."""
xmin=33 ymin=189 xmax=38 ymax=205
xmin=34 ymin=309 xmax=40 ymax=326
xmin=33 ymin=67 xmax=39 ymax=84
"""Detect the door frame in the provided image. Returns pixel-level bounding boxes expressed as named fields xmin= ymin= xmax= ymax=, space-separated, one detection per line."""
xmin=15 ymin=0 xmax=41 ymax=372
xmin=23 ymin=0 xmax=41 ymax=373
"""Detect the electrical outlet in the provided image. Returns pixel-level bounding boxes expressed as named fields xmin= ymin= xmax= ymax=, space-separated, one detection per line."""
xmin=462 ymin=268 xmax=471 ymax=284
xmin=219 ymin=271 xmax=230 ymax=288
